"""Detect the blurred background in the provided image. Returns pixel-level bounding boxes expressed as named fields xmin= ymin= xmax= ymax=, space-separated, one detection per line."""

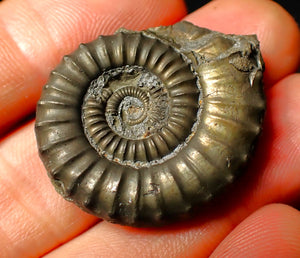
xmin=185 ymin=0 xmax=300 ymax=24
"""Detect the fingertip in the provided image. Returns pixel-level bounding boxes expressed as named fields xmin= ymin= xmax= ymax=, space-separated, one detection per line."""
xmin=211 ymin=204 xmax=300 ymax=257
xmin=85 ymin=0 xmax=187 ymax=33
xmin=264 ymin=74 xmax=300 ymax=187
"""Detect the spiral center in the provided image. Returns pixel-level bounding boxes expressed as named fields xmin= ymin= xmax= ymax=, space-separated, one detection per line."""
xmin=105 ymin=86 xmax=152 ymax=139
xmin=82 ymin=65 xmax=170 ymax=144
xmin=81 ymin=59 xmax=199 ymax=167
xmin=119 ymin=97 xmax=145 ymax=123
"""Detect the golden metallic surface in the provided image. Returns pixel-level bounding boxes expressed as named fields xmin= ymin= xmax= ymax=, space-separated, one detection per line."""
xmin=35 ymin=21 xmax=265 ymax=227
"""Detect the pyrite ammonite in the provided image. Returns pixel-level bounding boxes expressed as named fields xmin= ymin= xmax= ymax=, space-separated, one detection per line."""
xmin=35 ymin=21 xmax=265 ymax=227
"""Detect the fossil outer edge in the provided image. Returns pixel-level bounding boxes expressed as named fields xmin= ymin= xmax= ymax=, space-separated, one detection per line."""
xmin=35 ymin=21 xmax=265 ymax=227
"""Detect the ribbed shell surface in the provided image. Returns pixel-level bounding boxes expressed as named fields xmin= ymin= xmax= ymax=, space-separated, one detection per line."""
xmin=35 ymin=21 xmax=265 ymax=227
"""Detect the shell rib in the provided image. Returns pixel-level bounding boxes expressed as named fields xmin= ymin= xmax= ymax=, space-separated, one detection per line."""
xmin=35 ymin=21 xmax=265 ymax=227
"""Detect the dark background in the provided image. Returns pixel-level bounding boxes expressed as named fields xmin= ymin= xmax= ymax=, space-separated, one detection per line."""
xmin=185 ymin=0 xmax=300 ymax=24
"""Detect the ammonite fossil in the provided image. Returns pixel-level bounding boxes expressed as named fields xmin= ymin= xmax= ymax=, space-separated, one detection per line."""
xmin=35 ymin=21 xmax=265 ymax=227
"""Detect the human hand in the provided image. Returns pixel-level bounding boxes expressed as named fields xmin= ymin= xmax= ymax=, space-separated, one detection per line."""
xmin=0 ymin=0 xmax=299 ymax=257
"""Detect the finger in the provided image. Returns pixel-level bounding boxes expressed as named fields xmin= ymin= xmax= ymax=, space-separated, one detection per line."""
xmin=46 ymin=205 xmax=300 ymax=258
xmin=0 ymin=0 xmax=186 ymax=136
xmin=185 ymin=0 xmax=300 ymax=87
xmin=211 ymin=204 xmax=300 ymax=257
xmin=0 ymin=122 xmax=99 ymax=257
xmin=43 ymin=72 xmax=300 ymax=257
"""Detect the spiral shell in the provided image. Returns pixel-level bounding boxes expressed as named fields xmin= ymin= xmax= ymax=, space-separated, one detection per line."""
xmin=35 ymin=21 xmax=265 ymax=227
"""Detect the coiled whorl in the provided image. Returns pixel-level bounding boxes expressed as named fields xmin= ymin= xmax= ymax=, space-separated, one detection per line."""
xmin=35 ymin=21 xmax=265 ymax=226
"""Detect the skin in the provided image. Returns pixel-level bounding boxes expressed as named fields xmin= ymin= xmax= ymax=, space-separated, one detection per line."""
xmin=0 ymin=0 xmax=299 ymax=257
